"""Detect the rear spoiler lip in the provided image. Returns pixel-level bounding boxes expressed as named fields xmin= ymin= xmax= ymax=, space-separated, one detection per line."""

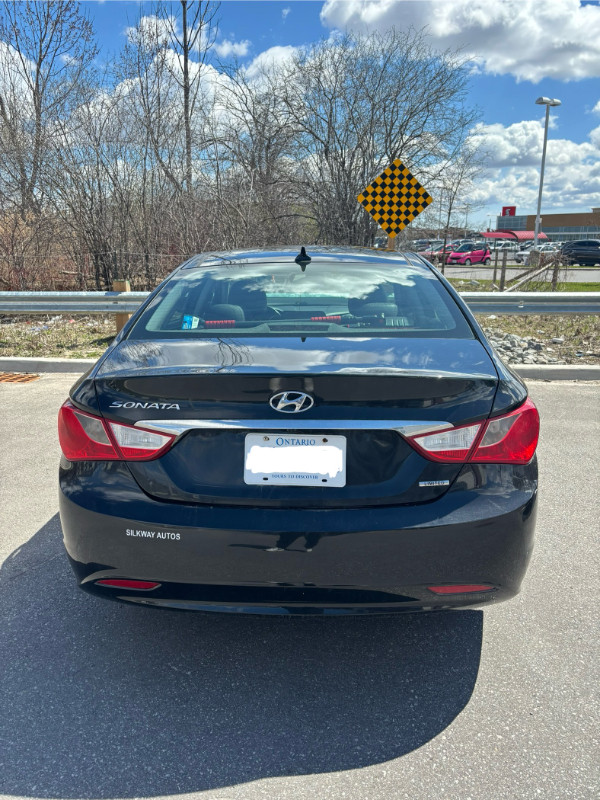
xmin=93 ymin=365 xmax=497 ymax=380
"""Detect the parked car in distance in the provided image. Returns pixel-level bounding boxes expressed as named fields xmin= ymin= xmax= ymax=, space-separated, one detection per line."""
xmin=415 ymin=239 xmax=443 ymax=252
xmin=445 ymin=244 xmax=492 ymax=265
xmin=57 ymin=246 xmax=539 ymax=615
xmin=514 ymin=243 xmax=558 ymax=264
xmin=420 ymin=244 xmax=454 ymax=262
xmin=411 ymin=239 xmax=434 ymax=251
xmin=560 ymin=239 xmax=600 ymax=266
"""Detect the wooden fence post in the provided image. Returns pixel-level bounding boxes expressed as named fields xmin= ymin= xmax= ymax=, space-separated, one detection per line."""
xmin=113 ymin=278 xmax=131 ymax=334
xmin=499 ymin=249 xmax=508 ymax=291
xmin=550 ymin=256 xmax=560 ymax=291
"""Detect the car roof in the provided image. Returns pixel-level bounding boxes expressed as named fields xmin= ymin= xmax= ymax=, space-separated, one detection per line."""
xmin=179 ymin=246 xmax=418 ymax=270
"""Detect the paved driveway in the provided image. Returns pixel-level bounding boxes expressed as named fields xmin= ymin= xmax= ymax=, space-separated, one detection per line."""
xmin=0 ymin=375 xmax=598 ymax=800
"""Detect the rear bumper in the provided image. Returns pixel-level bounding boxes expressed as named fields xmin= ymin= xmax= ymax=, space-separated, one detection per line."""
xmin=59 ymin=460 xmax=537 ymax=615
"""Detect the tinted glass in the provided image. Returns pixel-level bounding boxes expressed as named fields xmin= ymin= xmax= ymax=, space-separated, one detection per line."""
xmin=566 ymin=240 xmax=600 ymax=248
xmin=128 ymin=261 xmax=474 ymax=340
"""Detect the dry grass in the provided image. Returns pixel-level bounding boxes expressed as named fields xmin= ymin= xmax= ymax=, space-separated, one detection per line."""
xmin=0 ymin=315 xmax=115 ymax=359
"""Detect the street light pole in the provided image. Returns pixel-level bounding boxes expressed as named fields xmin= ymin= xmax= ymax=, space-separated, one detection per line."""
xmin=534 ymin=96 xmax=561 ymax=249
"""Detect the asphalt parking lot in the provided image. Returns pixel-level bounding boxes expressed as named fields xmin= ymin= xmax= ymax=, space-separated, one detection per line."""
xmin=0 ymin=374 xmax=598 ymax=800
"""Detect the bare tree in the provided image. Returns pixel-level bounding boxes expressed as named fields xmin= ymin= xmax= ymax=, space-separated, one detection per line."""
xmin=118 ymin=2 xmax=218 ymax=191
xmin=0 ymin=0 xmax=97 ymax=219
xmin=276 ymin=29 xmax=478 ymax=246
xmin=213 ymin=63 xmax=304 ymax=245
xmin=0 ymin=11 xmax=485 ymax=290
xmin=428 ymin=141 xmax=486 ymax=269
xmin=166 ymin=1 xmax=219 ymax=194
xmin=114 ymin=1 xmax=220 ymax=253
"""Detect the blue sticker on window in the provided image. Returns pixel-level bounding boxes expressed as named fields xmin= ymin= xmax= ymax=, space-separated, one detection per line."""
xmin=182 ymin=315 xmax=199 ymax=330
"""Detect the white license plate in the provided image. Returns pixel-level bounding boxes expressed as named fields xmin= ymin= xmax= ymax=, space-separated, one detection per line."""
xmin=244 ymin=433 xmax=346 ymax=487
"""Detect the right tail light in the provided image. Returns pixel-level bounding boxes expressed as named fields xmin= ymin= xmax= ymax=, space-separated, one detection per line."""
xmin=406 ymin=398 xmax=539 ymax=465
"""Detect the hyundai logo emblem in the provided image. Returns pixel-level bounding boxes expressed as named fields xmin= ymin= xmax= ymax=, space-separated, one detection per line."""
xmin=269 ymin=391 xmax=314 ymax=414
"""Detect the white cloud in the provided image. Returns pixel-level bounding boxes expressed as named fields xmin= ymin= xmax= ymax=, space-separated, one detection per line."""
xmin=466 ymin=118 xmax=600 ymax=211
xmin=469 ymin=119 xmax=556 ymax=168
xmin=588 ymin=125 xmax=600 ymax=148
xmin=214 ymin=38 xmax=251 ymax=58
xmin=60 ymin=53 xmax=80 ymax=66
xmin=244 ymin=45 xmax=296 ymax=81
xmin=321 ymin=0 xmax=600 ymax=82
xmin=282 ymin=7 xmax=291 ymax=20
xmin=592 ymin=100 xmax=600 ymax=115
xmin=124 ymin=15 xmax=177 ymax=48
xmin=0 ymin=41 xmax=36 ymax=119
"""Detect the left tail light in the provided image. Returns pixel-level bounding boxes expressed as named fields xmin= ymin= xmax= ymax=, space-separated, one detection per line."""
xmin=406 ymin=398 xmax=539 ymax=465
xmin=58 ymin=400 xmax=175 ymax=461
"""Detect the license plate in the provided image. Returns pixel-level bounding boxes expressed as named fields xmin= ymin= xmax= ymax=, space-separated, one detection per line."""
xmin=244 ymin=433 xmax=346 ymax=487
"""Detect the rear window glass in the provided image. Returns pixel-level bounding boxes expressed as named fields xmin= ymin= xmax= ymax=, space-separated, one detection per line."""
xmin=127 ymin=261 xmax=473 ymax=340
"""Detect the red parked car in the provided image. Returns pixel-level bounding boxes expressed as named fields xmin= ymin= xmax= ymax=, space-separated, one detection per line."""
xmin=445 ymin=244 xmax=491 ymax=265
xmin=421 ymin=244 xmax=455 ymax=263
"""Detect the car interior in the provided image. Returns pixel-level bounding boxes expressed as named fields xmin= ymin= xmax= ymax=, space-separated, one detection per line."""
xmin=135 ymin=264 xmax=470 ymax=338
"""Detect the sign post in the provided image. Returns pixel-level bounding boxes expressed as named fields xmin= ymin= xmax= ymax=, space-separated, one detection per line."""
xmin=358 ymin=159 xmax=433 ymax=244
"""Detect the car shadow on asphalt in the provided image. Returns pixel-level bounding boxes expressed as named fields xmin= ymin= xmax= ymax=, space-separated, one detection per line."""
xmin=1 ymin=514 xmax=483 ymax=798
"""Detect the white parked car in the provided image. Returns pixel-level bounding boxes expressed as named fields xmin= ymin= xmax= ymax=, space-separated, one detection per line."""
xmin=515 ymin=244 xmax=557 ymax=265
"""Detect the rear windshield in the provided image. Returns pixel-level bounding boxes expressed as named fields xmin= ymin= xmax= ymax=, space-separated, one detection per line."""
xmin=127 ymin=261 xmax=473 ymax=340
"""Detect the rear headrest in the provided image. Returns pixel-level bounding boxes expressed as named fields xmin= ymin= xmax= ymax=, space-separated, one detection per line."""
xmin=204 ymin=304 xmax=245 ymax=321
xmin=348 ymin=287 xmax=390 ymax=316
xmin=358 ymin=302 xmax=398 ymax=318
xmin=229 ymin=282 xmax=268 ymax=312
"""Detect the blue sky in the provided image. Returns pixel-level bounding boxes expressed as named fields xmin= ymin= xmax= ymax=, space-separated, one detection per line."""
xmin=87 ymin=0 xmax=600 ymax=228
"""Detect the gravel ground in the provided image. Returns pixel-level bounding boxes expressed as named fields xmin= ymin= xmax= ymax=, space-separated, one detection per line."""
xmin=0 ymin=313 xmax=599 ymax=365
xmin=475 ymin=314 xmax=600 ymax=365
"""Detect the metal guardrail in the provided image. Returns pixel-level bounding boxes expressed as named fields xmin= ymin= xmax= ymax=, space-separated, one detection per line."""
xmin=0 ymin=290 xmax=599 ymax=315
xmin=0 ymin=291 xmax=148 ymax=314
xmin=459 ymin=292 xmax=600 ymax=314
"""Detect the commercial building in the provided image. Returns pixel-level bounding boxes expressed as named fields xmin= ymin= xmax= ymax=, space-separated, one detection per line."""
xmin=495 ymin=208 xmax=600 ymax=242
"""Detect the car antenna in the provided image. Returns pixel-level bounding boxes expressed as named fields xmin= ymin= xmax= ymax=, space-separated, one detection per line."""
xmin=295 ymin=247 xmax=311 ymax=272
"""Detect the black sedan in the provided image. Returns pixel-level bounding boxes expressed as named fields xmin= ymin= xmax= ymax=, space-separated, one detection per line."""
xmin=58 ymin=247 xmax=539 ymax=615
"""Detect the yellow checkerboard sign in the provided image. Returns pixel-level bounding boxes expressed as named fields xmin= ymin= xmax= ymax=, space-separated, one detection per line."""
xmin=357 ymin=159 xmax=433 ymax=237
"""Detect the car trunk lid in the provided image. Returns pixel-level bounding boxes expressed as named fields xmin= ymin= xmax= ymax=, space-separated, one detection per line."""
xmin=87 ymin=336 xmax=499 ymax=508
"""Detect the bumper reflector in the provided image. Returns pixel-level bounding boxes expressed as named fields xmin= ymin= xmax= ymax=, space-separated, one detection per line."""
xmin=427 ymin=584 xmax=495 ymax=595
xmin=96 ymin=579 xmax=161 ymax=590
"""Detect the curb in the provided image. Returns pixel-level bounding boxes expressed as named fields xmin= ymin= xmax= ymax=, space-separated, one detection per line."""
xmin=0 ymin=357 xmax=95 ymax=374
xmin=512 ymin=364 xmax=600 ymax=381
xmin=1 ymin=357 xmax=600 ymax=381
